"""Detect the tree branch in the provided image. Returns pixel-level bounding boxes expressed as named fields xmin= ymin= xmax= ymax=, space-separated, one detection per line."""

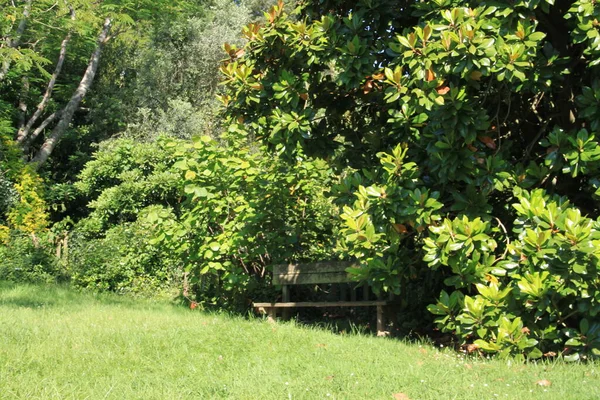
xmin=17 ymin=8 xmax=75 ymax=144
xmin=22 ymin=110 xmax=62 ymax=154
xmin=30 ymin=17 xmax=112 ymax=168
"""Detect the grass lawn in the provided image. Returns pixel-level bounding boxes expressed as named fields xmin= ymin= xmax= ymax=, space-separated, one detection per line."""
xmin=0 ymin=282 xmax=598 ymax=399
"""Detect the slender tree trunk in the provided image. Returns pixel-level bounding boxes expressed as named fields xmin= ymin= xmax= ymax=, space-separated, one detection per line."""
xmin=16 ymin=32 xmax=72 ymax=144
xmin=30 ymin=18 xmax=112 ymax=168
xmin=0 ymin=0 xmax=32 ymax=82
xmin=22 ymin=110 xmax=62 ymax=154
xmin=17 ymin=76 xmax=29 ymax=130
xmin=17 ymin=8 xmax=75 ymax=144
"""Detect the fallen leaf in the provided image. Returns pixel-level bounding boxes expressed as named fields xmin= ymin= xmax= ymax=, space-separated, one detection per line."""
xmin=543 ymin=351 xmax=557 ymax=357
xmin=372 ymin=72 xmax=385 ymax=80
xmin=299 ymin=93 xmax=308 ymax=101
xmin=316 ymin=343 xmax=327 ymax=348
xmin=464 ymin=363 xmax=473 ymax=369
xmin=521 ymin=327 xmax=531 ymax=334
xmin=419 ymin=348 xmax=428 ymax=355
xmin=467 ymin=144 xmax=477 ymax=152
xmin=536 ymin=379 xmax=552 ymax=387
xmin=392 ymin=393 xmax=410 ymax=400
xmin=189 ymin=301 xmax=198 ymax=310
xmin=325 ymin=375 xmax=335 ymax=381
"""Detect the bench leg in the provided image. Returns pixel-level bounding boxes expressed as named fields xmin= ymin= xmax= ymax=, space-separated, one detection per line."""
xmin=386 ymin=305 xmax=398 ymax=335
xmin=376 ymin=305 xmax=388 ymax=337
xmin=257 ymin=307 xmax=277 ymax=323
xmin=281 ymin=285 xmax=291 ymax=320
xmin=266 ymin=307 xmax=277 ymax=323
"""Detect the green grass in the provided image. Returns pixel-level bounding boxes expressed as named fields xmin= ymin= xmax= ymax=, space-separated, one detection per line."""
xmin=0 ymin=282 xmax=597 ymax=399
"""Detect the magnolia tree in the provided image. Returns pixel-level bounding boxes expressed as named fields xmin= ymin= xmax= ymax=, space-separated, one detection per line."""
xmin=218 ymin=0 xmax=600 ymax=359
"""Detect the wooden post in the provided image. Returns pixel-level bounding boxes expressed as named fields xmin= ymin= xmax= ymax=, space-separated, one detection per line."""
xmin=282 ymin=285 xmax=291 ymax=320
xmin=267 ymin=307 xmax=277 ymax=323
xmin=340 ymin=284 xmax=347 ymax=301
xmin=362 ymin=284 xmax=369 ymax=301
xmin=376 ymin=305 xmax=387 ymax=336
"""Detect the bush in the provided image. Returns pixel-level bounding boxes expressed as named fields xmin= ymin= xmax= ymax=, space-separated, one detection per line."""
xmin=425 ymin=189 xmax=600 ymax=361
xmin=68 ymin=213 xmax=181 ymax=297
xmin=0 ymin=233 xmax=63 ymax=284
xmin=67 ymin=138 xmax=187 ymax=297
xmin=151 ymin=133 xmax=340 ymax=309
xmin=74 ymin=137 xmax=182 ymax=233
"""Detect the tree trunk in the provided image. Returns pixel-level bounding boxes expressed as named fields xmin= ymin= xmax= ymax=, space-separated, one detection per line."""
xmin=17 ymin=76 xmax=29 ymax=130
xmin=17 ymin=8 xmax=75 ymax=145
xmin=22 ymin=110 xmax=62 ymax=154
xmin=30 ymin=18 xmax=112 ymax=168
xmin=0 ymin=0 xmax=32 ymax=82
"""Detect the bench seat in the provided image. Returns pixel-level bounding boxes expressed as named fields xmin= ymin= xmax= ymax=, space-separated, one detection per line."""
xmin=253 ymin=300 xmax=388 ymax=308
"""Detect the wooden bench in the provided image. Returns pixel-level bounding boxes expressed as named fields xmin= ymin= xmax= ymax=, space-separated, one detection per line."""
xmin=253 ymin=261 xmax=392 ymax=336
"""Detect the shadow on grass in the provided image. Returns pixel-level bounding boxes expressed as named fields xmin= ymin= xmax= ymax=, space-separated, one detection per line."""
xmin=0 ymin=296 xmax=56 ymax=309
xmin=0 ymin=281 xmax=180 ymax=311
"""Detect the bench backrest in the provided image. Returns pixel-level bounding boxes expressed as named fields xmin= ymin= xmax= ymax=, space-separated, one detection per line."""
xmin=273 ymin=261 xmax=358 ymax=285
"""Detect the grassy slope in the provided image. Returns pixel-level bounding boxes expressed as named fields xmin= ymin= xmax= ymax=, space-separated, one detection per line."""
xmin=0 ymin=283 xmax=598 ymax=400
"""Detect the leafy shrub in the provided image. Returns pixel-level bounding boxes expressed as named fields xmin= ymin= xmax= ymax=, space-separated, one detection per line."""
xmin=68 ymin=212 xmax=181 ymax=297
xmin=150 ymin=133 xmax=340 ymax=308
xmin=0 ymin=233 xmax=63 ymax=283
xmin=426 ymin=189 xmax=600 ymax=361
xmin=67 ymin=138 xmax=187 ymax=296
xmin=0 ymin=172 xmax=18 ymax=219
xmin=74 ymin=137 xmax=182 ymax=233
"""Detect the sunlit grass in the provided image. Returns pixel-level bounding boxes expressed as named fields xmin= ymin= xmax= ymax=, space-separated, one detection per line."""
xmin=0 ymin=282 xmax=597 ymax=399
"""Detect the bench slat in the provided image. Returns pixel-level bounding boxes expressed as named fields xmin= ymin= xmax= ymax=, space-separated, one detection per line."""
xmin=253 ymin=301 xmax=388 ymax=308
xmin=273 ymin=261 xmax=358 ymax=275
xmin=274 ymin=271 xmax=351 ymax=285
